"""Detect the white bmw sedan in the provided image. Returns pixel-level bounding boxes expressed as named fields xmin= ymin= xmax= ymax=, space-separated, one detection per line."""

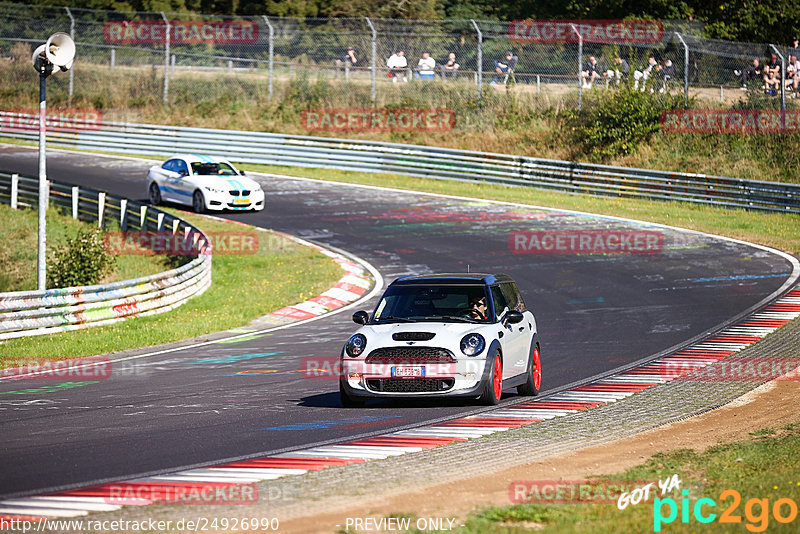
xmin=147 ymin=155 xmax=265 ymax=212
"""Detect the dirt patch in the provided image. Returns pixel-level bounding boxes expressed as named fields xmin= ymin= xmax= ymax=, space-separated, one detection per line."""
xmin=279 ymin=377 xmax=800 ymax=533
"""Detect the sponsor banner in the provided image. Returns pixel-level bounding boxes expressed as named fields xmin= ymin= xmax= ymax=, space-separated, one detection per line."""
xmin=1 ymin=356 xmax=111 ymax=380
xmin=509 ymin=19 xmax=663 ymax=44
xmin=301 ymin=108 xmax=456 ymax=133
xmin=661 ymin=109 xmax=800 ymax=133
xmin=104 ymin=20 xmax=259 ymax=45
xmin=509 ymin=480 xmax=652 ymax=504
xmin=0 ymin=109 xmax=102 ymax=133
xmin=663 ymin=358 xmax=800 ymax=381
xmin=510 ymin=230 xmax=664 ymax=254
xmin=104 ymin=231 xmax=258 ymax=256
xmin=104 ymin=483 xmax=258 ymax=505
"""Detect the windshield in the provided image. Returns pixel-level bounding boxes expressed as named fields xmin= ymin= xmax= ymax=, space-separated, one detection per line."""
xmin=372 ymin=284 xmax=492 ymax=323
xmin=190 ymin=161 xmax=238 ymax=176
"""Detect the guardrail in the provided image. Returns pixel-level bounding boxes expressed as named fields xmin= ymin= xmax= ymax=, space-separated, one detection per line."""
xmin=0 ymin=171 xmax=212 ymax=340
xmin=1 ymin=113 xmax=798 ymax=213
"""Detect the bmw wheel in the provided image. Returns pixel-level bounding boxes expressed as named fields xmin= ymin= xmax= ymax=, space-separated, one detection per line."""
xmin=149 ymin=183 xmax=162 ymax=206
xmin=517 ymin=343 xmax=541 ymax=396
xmin=192 ymin=190 xmax=206 ymax=213
xmin=478 ymin=351 xmax=502 ymax=405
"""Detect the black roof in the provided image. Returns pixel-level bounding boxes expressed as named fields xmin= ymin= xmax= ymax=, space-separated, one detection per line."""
xmin=390 ymin=273 xmax=515 ymax=286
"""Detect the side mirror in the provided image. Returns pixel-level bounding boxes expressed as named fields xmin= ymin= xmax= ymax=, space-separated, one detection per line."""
xmin=239 ymin=170 xmax=246 ymax=176
xmin=503 ymin=310 xmax=524 ymax=325
xmin=352 ymin=311 xmax=369 ymax=325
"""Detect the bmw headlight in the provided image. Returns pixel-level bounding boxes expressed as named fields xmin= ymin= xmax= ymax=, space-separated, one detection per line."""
xmin=460 ymin=333 xmax=485 ymax=356
xmin=345 ymin=334 xmax=367 ymax=357
xmin=203 ymin=185 xmax=226 ymax=193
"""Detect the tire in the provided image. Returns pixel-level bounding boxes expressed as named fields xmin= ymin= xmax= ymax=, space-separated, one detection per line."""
xmin=149 ymin=183 xmax=162 ymax=206
xmin=478 ymin=351 xmax=502 ymax=405
xmin=339 ymin=382 xmax=365 ymax=408
xmin=192 ymin=190 xmax=206 ymax=213
xmin=517 ymin=343 xmax=541 ymax=396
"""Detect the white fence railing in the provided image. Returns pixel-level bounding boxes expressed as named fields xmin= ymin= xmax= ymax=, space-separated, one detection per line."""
xmin=0 ymin=171 xmax=212 ymax=340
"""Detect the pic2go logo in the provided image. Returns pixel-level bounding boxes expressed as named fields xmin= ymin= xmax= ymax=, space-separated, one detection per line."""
xmin=654 ymin=489 xmax=799 ymax=532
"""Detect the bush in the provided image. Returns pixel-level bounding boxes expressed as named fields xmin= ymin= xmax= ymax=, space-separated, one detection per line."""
xmin=47 ymin=228 xmax=116 ymax=288
xmin=567 ymin=89 xmax=689 ymax=160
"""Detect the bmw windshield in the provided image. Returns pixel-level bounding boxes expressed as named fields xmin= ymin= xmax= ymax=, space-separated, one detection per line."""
xmin=372 ymin=285 xmax=492 ymax=324
xmin=190 ymin=161 xmax=238 ymax=176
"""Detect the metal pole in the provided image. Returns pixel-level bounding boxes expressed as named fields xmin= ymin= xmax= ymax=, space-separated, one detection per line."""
xmin=65 ymin=7 xmax=75 ymax=98
xmin=471 ymin=20 xmax=482 ymax=104
xmin=571 ymin=24 xmax=582 ymax=110
xmin=365 ymin=18 xmax=377 ymax=102
xmin=771 ymin=44 xmax=786 ymax=114
xmin=675 ymin=32 xmax=689 ymax=108
xmin=110 ymin=48 xmax=115 ymax=71
xmin=161 ymin=12 xmax=170 ymax=103
xmin=262 ymin=16 xmax=274 ymax=99
xmin=38 ymin=70 xmax=47 ymax=290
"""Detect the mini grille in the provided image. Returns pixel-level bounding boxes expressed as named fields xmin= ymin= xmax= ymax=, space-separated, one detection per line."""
xmin=367 ymin=378 xmax=454 ymax=393
xmin=365 ymin=347 xmax=455 ymax=364
xmin=392 ymin=332 xmax=436 ymax=341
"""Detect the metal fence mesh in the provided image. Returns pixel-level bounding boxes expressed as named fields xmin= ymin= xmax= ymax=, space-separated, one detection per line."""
xmin=0 ymin=2 xmax=797 ymax=110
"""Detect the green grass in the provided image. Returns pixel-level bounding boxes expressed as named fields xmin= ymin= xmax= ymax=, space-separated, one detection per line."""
xmin=453 ymin=421 xmax=800 ymax=533
xmin=0 ymin=209 xmax=343 ymax=361
xmin=0 ymin=203 xmax=167 ymax=292
xmin=249 ymin=164 xmax=800 ymax=255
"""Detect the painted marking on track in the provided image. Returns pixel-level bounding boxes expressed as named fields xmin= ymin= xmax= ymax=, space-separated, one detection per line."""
xmin=185 ymin=352 xmax=284 ymax=365
xmin=0 ymin=381 xmax=100 ymax=395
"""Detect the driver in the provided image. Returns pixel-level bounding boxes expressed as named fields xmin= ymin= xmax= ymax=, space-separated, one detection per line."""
xmin=466 ymin=296 xmax=488 ymax=320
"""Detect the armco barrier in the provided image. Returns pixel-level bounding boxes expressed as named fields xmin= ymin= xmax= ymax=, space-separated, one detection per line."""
xmin=0 ymin=171 xmax=212 ymax=340
xmin=1 ymin=113 xmax=799 ymax=213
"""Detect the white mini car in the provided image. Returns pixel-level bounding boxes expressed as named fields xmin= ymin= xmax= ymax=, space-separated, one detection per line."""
xmin=147 ymin=155 xmax=265 ymax=212
xmin=340 ymin=273 xmax=541 ymax=407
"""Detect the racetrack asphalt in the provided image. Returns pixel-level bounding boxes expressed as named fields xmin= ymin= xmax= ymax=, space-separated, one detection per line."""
xmin=0 ymin=145 xmax=795 ymax=498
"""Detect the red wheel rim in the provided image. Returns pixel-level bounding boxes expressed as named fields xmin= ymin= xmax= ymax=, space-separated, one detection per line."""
xmin=532 ymin=346 xmax=541 ymax=389
xmin=492 ymin=356 xmax=502 ymax=399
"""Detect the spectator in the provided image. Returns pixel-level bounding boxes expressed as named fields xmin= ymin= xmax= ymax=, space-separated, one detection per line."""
xmin=441 ymin=52 xmax=460 ymax=78
xmin=764 ymin=69 xmax=780 ymax=96
xmin=656 ymin=59 xmax=675 ymax=93
xmin=490 ymin=51 xmax=518 ymax=85
xmin=791 ymin=36 xmax=799 ymax=53
xmin=415 ymin=51 xmax=436 ymax=80
xmin=387 ymin=50 xmax=408 ymax=83
xmin=334 ymin=46 xmax=357 ymax=77
xmin=786 ymin=55 xmax=799 ymax=95
xmin=634 ymin=56 xmax=658 ymax=91
xmin=606 ymin=56 xmax=629 ymax=85
xmin=764 ymin=54 xmax=780 ymax=81
xmin=581 ymin=56 xmax=601 ymax=88
xmin=736 ymin=58 xmax=762 ymax=89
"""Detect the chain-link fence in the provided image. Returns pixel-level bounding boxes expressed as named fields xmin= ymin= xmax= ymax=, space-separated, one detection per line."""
xmin=1 ymin=2 xmax=798 ymax=112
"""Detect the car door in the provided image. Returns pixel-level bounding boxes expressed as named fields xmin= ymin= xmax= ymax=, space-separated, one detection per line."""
xmin=171 ymin=158 xmax=193 ymax=205
xmin=490 ymin=285 xmax=526 ymax=379
xmin=500 ymin=282 xmax=534 ymax=373
xmin=155 ymin=159 xmax=180 ymax=202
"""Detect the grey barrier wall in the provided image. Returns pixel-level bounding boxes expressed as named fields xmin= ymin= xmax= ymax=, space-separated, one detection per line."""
xmin=0 ymin=171 xmax=212 ymax=340
xmin=1 ymin=114 xmax=798 ymax=213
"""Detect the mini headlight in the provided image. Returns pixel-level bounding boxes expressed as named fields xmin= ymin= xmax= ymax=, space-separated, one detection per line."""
xmin=345 ymin=334 xmax=367 ymax=357
xmin=460 ymin=333 xmax=485 ymax=356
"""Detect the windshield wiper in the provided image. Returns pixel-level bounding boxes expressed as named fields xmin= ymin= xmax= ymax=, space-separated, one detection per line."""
xmin=373 ymin=316 xmax=415 ymax=323
xmin=422 ymin=315 xmax=480 ymax=323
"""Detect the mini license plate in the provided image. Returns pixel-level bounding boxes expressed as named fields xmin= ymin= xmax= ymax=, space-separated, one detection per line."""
xmin=392 ymin=365 xmax=425 ymax=377
xmin=233 ymin=198 xmax=249 ymax=205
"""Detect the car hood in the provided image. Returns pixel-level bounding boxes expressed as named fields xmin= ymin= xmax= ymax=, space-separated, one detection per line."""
xmin=356 ymin=321 xmax=496 ymax=350
xmin=188 ymin=174 xmax=260 ymax=191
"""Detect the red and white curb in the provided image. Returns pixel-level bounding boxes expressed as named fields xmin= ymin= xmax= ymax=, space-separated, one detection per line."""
xmin=2 ymin=288 xmax=798 ymax=521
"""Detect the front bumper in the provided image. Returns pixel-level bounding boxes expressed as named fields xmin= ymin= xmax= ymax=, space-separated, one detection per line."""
xmin=339 ymin=356 xmax=491 ymax=399
xmin=204 ymin=190 xmax=265 ymax=211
